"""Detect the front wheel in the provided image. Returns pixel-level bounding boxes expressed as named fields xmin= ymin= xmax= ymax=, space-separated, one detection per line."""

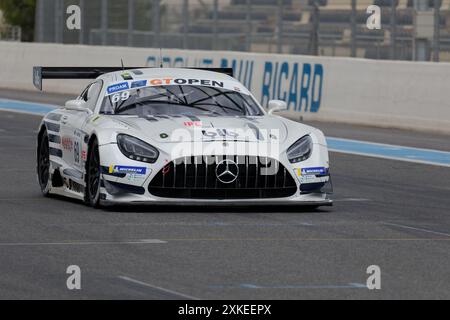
xmin=85 ymin=139 xmax=101 ymax=208
xmin=37 ymin=130 xmax=51 ymax=196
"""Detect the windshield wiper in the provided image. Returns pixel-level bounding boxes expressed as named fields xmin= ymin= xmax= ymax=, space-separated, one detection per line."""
xmin=113 ymin=100 xmax=217 ymax=115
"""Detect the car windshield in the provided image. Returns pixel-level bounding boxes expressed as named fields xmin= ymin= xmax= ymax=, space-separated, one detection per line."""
xmin=100 ymin=85 xmax=263 ymax=117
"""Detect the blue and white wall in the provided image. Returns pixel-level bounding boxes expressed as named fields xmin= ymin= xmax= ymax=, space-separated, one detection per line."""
xmin=1 ymin=41 xmax=450 ymax=133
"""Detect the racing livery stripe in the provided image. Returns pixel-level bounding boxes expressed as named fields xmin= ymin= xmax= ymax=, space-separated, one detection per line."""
xmin=62 ymin=168 xmax=84 ymax=180
xmin=146 ymin=116 xmax=158 ymax=122
xmin=45 ymin=121 xmax=60 ymax=133
xmin=184 ymin=114 xmax=201 ymax=122
xmin=45 ymin=113 xmax=62 ymax=121
xmin=246 ymin=122 xmax=264 ymax=141
xmin=49 ymin=147 xmax=62 ymax=157
xmin=48 ymin=134 xmax=60 ymax=144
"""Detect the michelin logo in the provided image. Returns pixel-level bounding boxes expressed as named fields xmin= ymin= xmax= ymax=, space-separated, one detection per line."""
xmin=107 ymin=82 xmax=129 ymax=94
xmin=109 ymin=165 xmax=147 ymax=175
xmin=301 ymin=167 xmax=327 ymax=175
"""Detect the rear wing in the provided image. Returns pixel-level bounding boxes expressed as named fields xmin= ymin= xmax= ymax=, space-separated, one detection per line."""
xmin=33 ymin=67 xmax=234 ymax=91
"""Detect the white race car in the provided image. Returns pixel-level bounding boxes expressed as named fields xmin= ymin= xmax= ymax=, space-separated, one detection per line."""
xmin=34 ymin=67 xmax=332 ymax=208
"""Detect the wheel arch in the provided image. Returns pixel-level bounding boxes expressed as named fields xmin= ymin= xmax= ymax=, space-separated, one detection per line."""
xmin=84 ymin=133 xmax=101 ymax=207
xmin=85 ymin=133 xmax=99 ymax=172
xmin=36 ymin=124 xmax=47 ymax=163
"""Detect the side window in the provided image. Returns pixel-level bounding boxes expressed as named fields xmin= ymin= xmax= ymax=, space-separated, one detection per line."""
xmin=79 ymin=81 xmax=103 ymax=110
xmin=79 ymin=86 xmax=90 ymax=102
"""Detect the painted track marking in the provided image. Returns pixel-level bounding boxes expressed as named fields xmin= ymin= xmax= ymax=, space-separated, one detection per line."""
xmin=2 ymin=98 xmax=450 ymax=167
xmin=383 ymin=222 xmax=450 ymax=237
xmin=0 ymin=239 xmax=167 ymax=246
xmin=211 ymin=283 xmax=366 ymax=289
xmin=118 ymin=276 xmax=199 ymax=300
xmin=328 ymin=137 xmax=450 ymax=167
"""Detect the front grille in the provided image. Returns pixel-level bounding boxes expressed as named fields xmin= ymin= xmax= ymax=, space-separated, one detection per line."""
xmin=148 ymin=155 xmax=297 ymax=199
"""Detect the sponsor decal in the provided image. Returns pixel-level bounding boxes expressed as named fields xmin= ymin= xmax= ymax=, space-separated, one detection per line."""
xmin=81 ymin=150 xmax=87 ymax=161
xmin=106 ymin=78 xmax=240 ymax=96
xmin=148 ymin=78 xmax=173 ymax=85
xmin=301 ymin=167 xmax=327 ymax=175
xmin=184 ymin=121 xmax=202 ymax=127
xmin=202 ymin=128 xmax=239 ymax=139
xmin=131 ymin=80 xmax=147 ymax=88
xmin=107 ymin=82 xmax=129 ymax=94
xmin=108 ymin=165 xmax=147 ymax=175
xmin=61 ymin=137 xmax=73 ymax=150
xmin=261 ymin=62 xmax=324 ymax=112
xmin=148 ymin=78 xmax=224 ymax=88
xmin=295 ymin=168 xmax=329 ymax=183
xmin=121 ymin=72 xmax=133 ymax=80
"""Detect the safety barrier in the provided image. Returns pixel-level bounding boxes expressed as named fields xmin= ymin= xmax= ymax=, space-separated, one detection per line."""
xmin=1 ymin=41 xmax=450 ymax=133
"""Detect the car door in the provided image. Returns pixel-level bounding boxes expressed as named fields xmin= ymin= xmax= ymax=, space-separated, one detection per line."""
xmin=60 ymin=81 xmax=103 ymax=172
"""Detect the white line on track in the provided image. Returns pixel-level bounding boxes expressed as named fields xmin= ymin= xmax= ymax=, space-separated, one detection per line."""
xmin=211 ymin=282 xmax=367 ymax=289
xmin=333 ymin=198 xmax=371 ymax=202
xmin=0 ymin=239 xmax=167 ymax=246
xmin=383 ymin=222 xmax=450 ymax=237
xmin=118 ymin=276 xmax=199 ymax=300
xmin=329 ymin=148 xmax=450 ymax=168
xmin=66 ymin=222 xmax=315 ymax=227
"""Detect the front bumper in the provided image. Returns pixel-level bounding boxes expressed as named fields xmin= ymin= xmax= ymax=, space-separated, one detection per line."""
xmin=99 ymin=143 xmax=332 ymax=207
xmin=99 ymin=185 xmax=332 ymax=207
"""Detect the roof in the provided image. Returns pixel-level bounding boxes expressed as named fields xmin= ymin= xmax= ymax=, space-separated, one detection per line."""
xmin=100 ymin=68 xmax=237 ymax=83
xmin=100 ymin=67 xmax=251 ymax=95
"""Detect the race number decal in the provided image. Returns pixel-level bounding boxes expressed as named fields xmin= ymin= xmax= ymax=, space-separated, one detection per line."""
xmin=111 ymin=91 xmax=130 ymax=103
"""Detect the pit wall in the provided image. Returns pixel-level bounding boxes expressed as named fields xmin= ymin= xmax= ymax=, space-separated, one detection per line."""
xmin=1 ymin=41 xmax=450 ymax=134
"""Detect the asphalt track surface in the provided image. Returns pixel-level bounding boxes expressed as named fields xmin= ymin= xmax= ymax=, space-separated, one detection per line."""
xmin=0 ymin=89 xmax=450 ymax=299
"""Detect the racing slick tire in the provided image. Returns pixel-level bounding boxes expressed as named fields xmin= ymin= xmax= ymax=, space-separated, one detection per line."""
xmin=37 ymin=129 xmax=51 ymax=196
xmin=85 ymin=138 xmax=101 ymax=208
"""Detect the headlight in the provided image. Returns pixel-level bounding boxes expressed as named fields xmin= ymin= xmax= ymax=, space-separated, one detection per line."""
xmin=287 ymin=135 xmax=313 ymax=163
xmin=117 ymin=134 xmax=159 ymax=163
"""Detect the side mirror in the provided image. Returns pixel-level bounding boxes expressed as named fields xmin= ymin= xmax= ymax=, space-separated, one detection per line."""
xmin=64 ymin=100 xmax=92 ymax=114
xmin=268 ymin=100 xmax=288 ymax=115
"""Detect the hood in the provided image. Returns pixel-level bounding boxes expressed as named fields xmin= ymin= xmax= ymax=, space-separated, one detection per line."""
xmin=109 ymin=115 xmax=293 ymax=143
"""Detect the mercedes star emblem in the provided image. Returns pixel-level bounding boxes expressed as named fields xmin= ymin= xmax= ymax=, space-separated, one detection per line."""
xmin=215 ymin=159 xmax=239 ymax=184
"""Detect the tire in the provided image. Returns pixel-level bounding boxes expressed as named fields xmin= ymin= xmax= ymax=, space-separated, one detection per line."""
xmin=85 ymin=139 xmax=101 ymax=208
xmin=37 ymin=130 xmax=51 ymax=196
